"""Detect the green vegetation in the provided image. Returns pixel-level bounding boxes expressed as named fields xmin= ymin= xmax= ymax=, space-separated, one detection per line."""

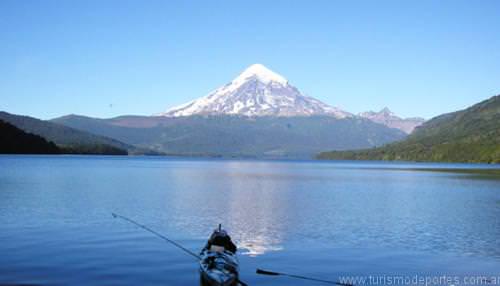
xmin=52 ymin=114 xmax=406 ymax=158
xmin=317 ymin=95 xmax=500 ymax=163
xmin=0 ymin=112 xmax=128 ymax=155
xmin=0 ymin=120 xmax=60 ymax=154
xmin=60 ymin=144 xmax=127 ymax=155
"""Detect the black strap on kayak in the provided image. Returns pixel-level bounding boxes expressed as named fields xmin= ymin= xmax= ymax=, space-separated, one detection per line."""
xmin=256 ymin=268 xmax=353 ymax=286
xmin=112 ymin=213 xmax=200 ymax=260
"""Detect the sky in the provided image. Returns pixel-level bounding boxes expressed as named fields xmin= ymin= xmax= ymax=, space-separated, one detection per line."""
xmin=1 ymin=0 xmax=499 ymax=120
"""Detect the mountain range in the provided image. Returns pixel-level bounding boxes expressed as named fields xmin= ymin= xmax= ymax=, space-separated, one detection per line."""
xmin=2 ymin=64 xmax=434 ymax=158
xmin=0 ymin=111 xmax=130 ymax=155
xmin=46 ymin=64 xmax=416 ymax=158
xmin=3 ymin=64 xmax=497 ymax=162
xmin=159 ymin=64 xmax=423 ymax=134
xmin=318 ymin=95 xmax=500 ymax=163
xmin=51 ymin=114 xmax=405 ymax=158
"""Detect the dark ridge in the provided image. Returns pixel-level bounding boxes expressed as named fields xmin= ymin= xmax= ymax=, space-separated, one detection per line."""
xmin=0 ymin=119 xmax=60 ymax=154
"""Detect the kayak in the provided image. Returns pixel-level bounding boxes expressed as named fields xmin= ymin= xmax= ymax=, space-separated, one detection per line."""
xmin=199 ymin=247 xmax=239 ymax=286
xmin=199 ymin=224 xmax=240 ymax=286
xmin=112 ymin=214 xmax=242 ymax=286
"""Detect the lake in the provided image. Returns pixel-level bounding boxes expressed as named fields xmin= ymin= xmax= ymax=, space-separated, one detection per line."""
xmin=0 ymin=155 xmax=499 ymax=285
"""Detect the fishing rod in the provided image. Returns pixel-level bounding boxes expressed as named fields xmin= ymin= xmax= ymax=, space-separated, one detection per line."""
xmin=112 ymin=213 xmax=249 ymax=286
xmin=112 ymin=212 xmax=200 ymax=260
xmin=256 ymin=268 xmax=353 ymax=286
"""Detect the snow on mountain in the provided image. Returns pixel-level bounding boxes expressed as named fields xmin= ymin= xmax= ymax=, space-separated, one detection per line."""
xmin=160 ymin=64 xmax=351 ymax=118
xmin=359 ymin=107 xmax=425 ymax=134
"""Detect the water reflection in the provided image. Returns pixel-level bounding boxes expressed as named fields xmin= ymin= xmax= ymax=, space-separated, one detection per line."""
xmin=237 ymin=234 xmax=283 ymax=256
xmin=162 ymin=160 xmax=291 ymax=255
xmin=223 ymin=161 xmax=289 ymax=256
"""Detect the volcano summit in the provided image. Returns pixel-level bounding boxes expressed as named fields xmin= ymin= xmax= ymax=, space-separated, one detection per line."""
xmin=160 ymin=64 xmax=351 ymax=118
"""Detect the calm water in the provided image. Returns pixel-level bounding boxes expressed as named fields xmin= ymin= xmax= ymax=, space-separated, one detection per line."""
xmin=0 ymin=155 xmax=499 ymax=285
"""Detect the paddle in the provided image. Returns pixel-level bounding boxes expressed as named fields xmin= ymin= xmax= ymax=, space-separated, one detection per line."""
xmin=112 ymin=213 xmax=249 ymax=286
xmin=256 ymin=268 xmax=353 ymax=286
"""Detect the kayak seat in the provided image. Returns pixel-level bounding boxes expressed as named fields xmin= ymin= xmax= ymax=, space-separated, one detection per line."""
xmin=210 ymin=245 xmax=225 ymax=253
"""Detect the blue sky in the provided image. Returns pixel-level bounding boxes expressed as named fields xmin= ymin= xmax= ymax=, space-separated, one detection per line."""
xmin=1 ymin=0 xmax=499 ymax=120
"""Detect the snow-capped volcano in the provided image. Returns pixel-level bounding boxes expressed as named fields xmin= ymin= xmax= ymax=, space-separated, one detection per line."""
xmin=160 ymin=64 xmax=351 ymax=118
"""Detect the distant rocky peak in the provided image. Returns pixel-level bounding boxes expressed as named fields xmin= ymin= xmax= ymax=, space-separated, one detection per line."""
xmin=379 ymin=107 xmax=395 ymax=116
xmin=359 ymin=108 xmax=425 ymax=134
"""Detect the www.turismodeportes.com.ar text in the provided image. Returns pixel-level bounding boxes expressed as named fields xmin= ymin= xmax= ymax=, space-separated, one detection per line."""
xmin=338 ymin=275 xmax=499 ymax=285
